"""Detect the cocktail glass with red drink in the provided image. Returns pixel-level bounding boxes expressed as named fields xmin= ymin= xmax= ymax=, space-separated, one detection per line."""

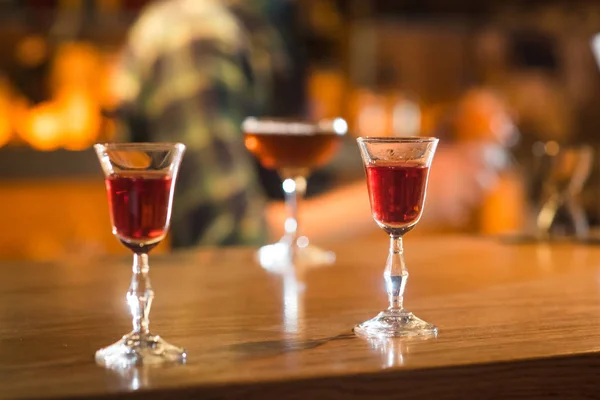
xmin=94 ymin=142 xmax=186 ymax=367
xmin=356 ymin=137 xmax=438 ymax=338
xmin=243 ymin=117 xmax=347 ymax=270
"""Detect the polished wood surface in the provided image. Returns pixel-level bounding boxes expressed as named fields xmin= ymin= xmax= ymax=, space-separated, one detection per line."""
xmin=3 ymin=235 xmax=600 ymax=399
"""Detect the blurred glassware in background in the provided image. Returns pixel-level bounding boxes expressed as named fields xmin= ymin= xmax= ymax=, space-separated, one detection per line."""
xmin=591 ymin=33 xmax=600 ymax=70
xmin=243 ymin=117 xmax=348 ymax=271
xmin=531 ymin=142 xmax=593 ymax=240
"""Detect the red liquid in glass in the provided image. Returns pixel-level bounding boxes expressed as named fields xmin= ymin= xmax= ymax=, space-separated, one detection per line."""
xmin=366 ymin=164 xmax=428 ymax=229
xmin=106 ymin=173 xmax=173 ymax=243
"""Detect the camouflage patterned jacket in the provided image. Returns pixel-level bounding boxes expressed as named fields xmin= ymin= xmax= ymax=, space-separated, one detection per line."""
xmin=110 ymin=0 xmax=287 ymax=247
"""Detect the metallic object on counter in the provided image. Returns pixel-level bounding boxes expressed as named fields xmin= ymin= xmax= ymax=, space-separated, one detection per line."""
xmin=533 ymin=142 xmax=594 ymax=239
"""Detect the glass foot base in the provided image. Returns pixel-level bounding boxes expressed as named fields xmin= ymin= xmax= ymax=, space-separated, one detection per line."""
xmin=354 ymin=310 xmax=437 ymax=338
xmin=95 ymin=332 xmax=186 ymax=368
xmin=257 ymin=241 xmax=335 ymax=271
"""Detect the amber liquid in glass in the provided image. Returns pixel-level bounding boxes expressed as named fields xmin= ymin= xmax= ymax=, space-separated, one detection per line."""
xmin=244 ymin=132 xmax=341 ymax=172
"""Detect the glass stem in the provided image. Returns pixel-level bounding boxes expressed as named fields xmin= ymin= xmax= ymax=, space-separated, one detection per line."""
xmin=282 ymin=175 xmax=307 ymax=245
xmin=127 ymin=253 xmax=154 ymax=335
xmin=385 ymin=235 xmax=408 ymax=312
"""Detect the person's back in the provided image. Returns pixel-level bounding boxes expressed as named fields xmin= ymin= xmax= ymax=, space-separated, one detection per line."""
xmin=109 ymin=0 xmax=283 ymax=247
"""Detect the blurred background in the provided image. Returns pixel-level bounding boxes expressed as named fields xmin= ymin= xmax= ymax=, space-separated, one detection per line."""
xmin=1 ymin=0 xmax=600 ymax=261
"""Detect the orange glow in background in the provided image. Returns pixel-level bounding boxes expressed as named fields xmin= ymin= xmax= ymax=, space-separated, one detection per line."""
xmin=1 ymin=39 xmax=117 ymax=151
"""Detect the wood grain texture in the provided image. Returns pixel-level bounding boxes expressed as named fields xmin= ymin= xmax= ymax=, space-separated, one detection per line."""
xmin=3 ymin=235 xmax=600 ymax=399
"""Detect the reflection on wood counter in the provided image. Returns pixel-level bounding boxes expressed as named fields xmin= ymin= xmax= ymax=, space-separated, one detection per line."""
xmin=3 ymin=235 xmax=600 ymax=399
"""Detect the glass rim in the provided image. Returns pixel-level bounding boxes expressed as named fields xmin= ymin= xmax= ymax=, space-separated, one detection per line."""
xmin=242 ymin=116 xmax=345 ymax=122
xmin=242 ymin=116 xmax=348 ymax=135
xmin=94 ymin=142 xmax=186 ymax=152
xmin=357 ymin=136 xmax=439 ymax=144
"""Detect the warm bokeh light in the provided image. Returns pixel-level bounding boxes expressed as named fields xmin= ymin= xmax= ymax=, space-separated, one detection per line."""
xmin=16 ymin=89 xmax=101 ymax=151
xmin=308 ymin=68 xmax=345 ymax=119
xmin=21 ymin=103 xmax=63 ymax=151
xmin=455 ymin=88 xmax=516 ymax=145
xmin=244 ymin=136 xmax=258 ymax=151
xmin=0 ymin=79 xmax=14 ymax=148
xmin=4 ymin=40 xmax=111 ymax=151
xmin=50 ymin=41 xmax=103 ymax=96
xmin=0 ymin=113 xmax=10 ymax=148
xmin=57 ymin=89 xmax=101 ymax=150
xmin=15 ymin=35 xmax=49 ymax=68
xmin=353 ymin=89 xmax=388 ymax=137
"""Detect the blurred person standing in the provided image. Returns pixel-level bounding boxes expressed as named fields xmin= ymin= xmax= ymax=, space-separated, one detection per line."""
xmin=108 ymin=0 xmax=287 ymax=248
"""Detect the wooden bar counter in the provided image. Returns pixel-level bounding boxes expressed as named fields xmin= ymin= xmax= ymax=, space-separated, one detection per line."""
xmin=3 ymin=235 xmax=600 ymax=399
